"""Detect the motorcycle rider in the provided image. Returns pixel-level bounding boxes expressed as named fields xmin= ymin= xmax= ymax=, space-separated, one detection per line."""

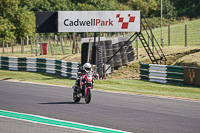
xmin=73 ymin=63 xmax=93 ymax=94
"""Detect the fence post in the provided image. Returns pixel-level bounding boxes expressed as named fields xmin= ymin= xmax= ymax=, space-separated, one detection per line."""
xmin=137 ymin=36 xmax=139 ymax=60
xmin=75 ymin=34 xmax=78 ymax=53
xmin=2 ymin=38 xmax=5 ymax=54
xmin=30 ymin=37 xmax=33 ymax=54
xmin=76 ymin=35 xmax=81 ymax=53
xmin=87 ymin=32 xmax=90 ymax=38
xmin=185 ymin=25 xmax=187 ymax=47
xmin=72 ymin=33 xmax=76 ymax=54
xmin=60 ymin=36 xmax=65 ymax=55
xmin=56 ymin=35 xmax=58 ymax=46
xmin=35 ymin=33 xmax=38 ymax=56
xmin=69 ymin=35 xmax=72 ymax=47
xmin=27 ymin=35 xmax=29 ymax=46
xmin=12 ymin=38 xmax=14 ymax=53
xmin=23 ymin=38 xmax=25 ymax=53
xmin=168 ymin=25 xmax=170 ymax=46
xmin=21 ymin=38 xmax=23 ymax=53
xmin=48 ymin=37 xmax=53 ymax=56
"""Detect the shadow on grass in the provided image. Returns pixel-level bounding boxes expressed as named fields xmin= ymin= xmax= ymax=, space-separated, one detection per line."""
xmin=24 ymin=71 xmax=76 ymax=82
xmin=0 ymin=78 xmax=12 ymax=81
xmin=140 ymin=79 xmax=200 ymax=89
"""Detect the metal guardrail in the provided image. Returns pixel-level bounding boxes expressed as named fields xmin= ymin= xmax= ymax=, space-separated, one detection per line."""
xmin=140 ymin=63 xmax=184 ymax=84
xmin=0 ymin=56 xmax=81 ymax=79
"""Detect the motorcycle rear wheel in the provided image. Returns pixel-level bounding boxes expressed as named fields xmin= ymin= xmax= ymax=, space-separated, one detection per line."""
xmin=73 ymin=92 xmax=81 ymax=102
xmin=85 ymin=88 xmax=91 ymax=104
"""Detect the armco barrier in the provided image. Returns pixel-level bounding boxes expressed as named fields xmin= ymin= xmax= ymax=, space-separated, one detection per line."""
xmin=0 ymin=56 xmax=81 ymax=79
xmin=140 ymin=63 xmax=184 ymax=84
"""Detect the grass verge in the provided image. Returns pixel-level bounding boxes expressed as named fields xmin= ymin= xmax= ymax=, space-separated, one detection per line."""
xmin=0 ymin=70 xmax=200 ymax=101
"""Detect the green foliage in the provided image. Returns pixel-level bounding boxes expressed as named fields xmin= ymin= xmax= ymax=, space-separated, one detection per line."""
xmin=172 ymin=0 xmax=200 ymax=18
xmin=14 ymin=7 xmax=35 ymax=39
xmin=127 ymin=0 xmax=158 ymax=17
xmin=0 ymin=0 xmax=19 ymax=42
xmin=75 ymin=0 xmax=130 ymax=11
xmin=0 ymin=0 xmax=35 ymax=44
xmin=0 ymin=0 xmax=19 ymax=17
xmin=162 ymin=0 xmax=177 ymax=20
xmin=0 ymin=0 xmax=200 ymax=44
xmin=19 ymin=0 xmax=74 ymax=12
xmin=0 ymin=17 xmax=16 ymax=42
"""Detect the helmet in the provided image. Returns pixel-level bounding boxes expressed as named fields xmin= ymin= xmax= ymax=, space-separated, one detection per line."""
xmin=83 ymin=63 xmax=91 ymax=71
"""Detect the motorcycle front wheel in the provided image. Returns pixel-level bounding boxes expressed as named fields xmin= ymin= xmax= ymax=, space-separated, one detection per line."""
xmin=73 ymin=91 xmax=81 ymax=103
xmin=85 ymin=88 xmax=91 ymax=104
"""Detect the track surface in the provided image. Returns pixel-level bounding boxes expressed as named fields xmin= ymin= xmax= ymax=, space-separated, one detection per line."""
xmin=0 ymin=80 xmax=200 ymax=133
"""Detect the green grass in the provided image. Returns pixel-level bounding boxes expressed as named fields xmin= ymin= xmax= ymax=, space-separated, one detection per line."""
xmin=0 ymin=69 xmax=200 ymax=101
xmin=95 ymin=79 xmax=200 ymax=100
xmin=0 ymin=70 xmax=75 ymax=86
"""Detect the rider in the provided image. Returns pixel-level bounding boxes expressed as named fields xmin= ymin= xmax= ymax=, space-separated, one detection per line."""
xmin=73 ymin=63 xmax=93 ymax=92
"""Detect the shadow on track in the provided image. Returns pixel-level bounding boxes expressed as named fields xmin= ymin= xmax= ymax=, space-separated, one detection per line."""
xmin=38 ymin=102 xmax=84 ymax=104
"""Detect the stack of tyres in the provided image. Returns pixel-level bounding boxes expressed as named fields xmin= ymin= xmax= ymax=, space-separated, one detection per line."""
xmin=97 ymin=45 xmax=103 ymax=78
xmin=125 ymin=41 xmax=135 ymax=62
xmin=112 ymin=43 xmax=122 ymax=67
xmin=81 ymin=36 xmax=135 ymax=76
xmin=100 ymin=41 xmax=107 ymax=64
xmin=105 ymin=40 xmax=114 ymax=72
xmin=119 ymin=41 xmax=128 ymax=65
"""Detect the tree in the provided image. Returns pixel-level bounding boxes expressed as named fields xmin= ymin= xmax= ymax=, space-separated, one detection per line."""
xmin=127 ymin=0 xmax=158 ymax=17
xmin=0 ymin=0 xmax=36 ymax=43
xmin=0 ymin=0 xmax=19 ymax=43
xmin=19 ymin=0 xmax=75 ymax=12
xmin=14 ymin=7 xmax=35 ymax=39
xmin=75 ymin=0 xmax=125 ymax=10
xmin=0 ymin=0 xmax=19 ymax=17
xmin=0 ymin=17 xmax=16 ymax=42
xmin=162 ymin=0 xmax=177 ymax=20
xmin=172 ymin=0 xmax=200 ymax=18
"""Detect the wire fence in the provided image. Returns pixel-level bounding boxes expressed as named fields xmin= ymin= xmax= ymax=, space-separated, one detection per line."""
xmin=0 ymin=32 xmax=129 ymax=56
xmin=134 ymin=19 xmax=200 ymax=48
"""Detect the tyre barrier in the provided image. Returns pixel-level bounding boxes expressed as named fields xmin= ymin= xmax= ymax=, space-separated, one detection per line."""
xmin=81 ymin=36 xmax=135 ymax=75
xmin=105 ymin=40 xmax=114 ymax=72
xmin=126 ymin=41 xmax=135 ymax=62
xmin=112 ymin=43 xmax=123 ymax=67
xmin=0 ymin=56 xmax=81 ymax=79
xmin=119 ymin=41 xmax=128 ymax=65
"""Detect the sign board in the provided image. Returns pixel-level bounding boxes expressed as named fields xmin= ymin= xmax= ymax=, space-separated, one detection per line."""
xmin=36 ymin=11 xmax=57 ymax=33
xmin=58 ymin=11 xmax=140 ymax=32
xmin=183 ymin=67 xmax=200 ymax=87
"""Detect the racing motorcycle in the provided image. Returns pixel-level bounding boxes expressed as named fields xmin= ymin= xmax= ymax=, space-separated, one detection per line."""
xmin=73 ymin=71 xmax=95 ymax=104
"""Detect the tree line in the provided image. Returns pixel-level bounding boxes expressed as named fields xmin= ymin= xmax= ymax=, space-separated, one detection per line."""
xmin=0 ymin=0 xmax=200 ymax=43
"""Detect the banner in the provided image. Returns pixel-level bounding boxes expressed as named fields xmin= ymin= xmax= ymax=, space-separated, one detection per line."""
xmin=183 ymin=68 xmax=200 ymax=87
xmin=58 ymin=11 xmax=141 ymax=32
xmin=196 ymin=69 xmax=200 ymax=87
xmin=36 ymin=11 xmax=58 ymax=33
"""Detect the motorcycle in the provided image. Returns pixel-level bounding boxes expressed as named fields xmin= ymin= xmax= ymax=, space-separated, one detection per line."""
xmin=73 ymin=71 xmax=95 ymax=104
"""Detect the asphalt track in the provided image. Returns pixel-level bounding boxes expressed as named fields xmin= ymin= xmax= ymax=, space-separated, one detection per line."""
xmin=0 ymin=80 xmax=200 ymax=133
